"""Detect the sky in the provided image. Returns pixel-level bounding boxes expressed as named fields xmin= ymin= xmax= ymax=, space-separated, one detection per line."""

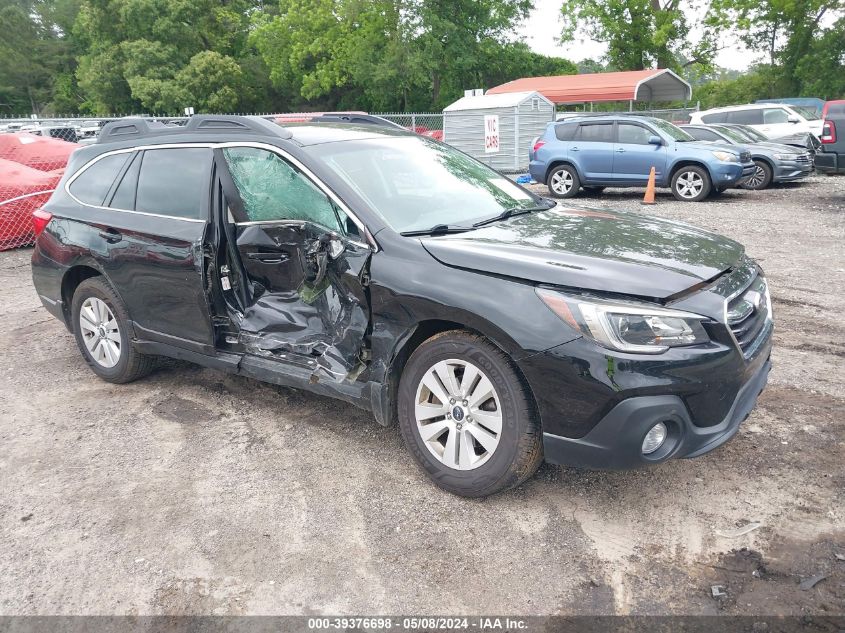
xmin=518 ymin=0 xmax=753 ymax=71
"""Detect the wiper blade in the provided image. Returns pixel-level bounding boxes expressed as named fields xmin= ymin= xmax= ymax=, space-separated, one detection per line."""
xmin=400 ymin=224 xmax=476 ymax=237
xmin=472 ymin=201 xmax=555 ymax=228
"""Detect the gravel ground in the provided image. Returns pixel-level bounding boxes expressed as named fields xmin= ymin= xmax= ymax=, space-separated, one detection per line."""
xmin=0 ymin=175 xmax=843 ymax=617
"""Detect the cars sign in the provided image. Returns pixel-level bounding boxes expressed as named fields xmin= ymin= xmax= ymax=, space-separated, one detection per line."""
xmin=484 ymin=115 xmax=499 ymax=153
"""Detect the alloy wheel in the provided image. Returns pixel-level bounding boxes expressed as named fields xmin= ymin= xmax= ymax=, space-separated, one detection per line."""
xmin=675 ymin=171 xmax=704 ymax=199
xmin=78 ymin=297 xmax=121 ymax=368
xmin=414 ymin=359 xmax=503 ymax=471
xmin=746 ymin=165 xmax=766 ymax=189
xmin=550 ymin=170 xmax=573 ymax=195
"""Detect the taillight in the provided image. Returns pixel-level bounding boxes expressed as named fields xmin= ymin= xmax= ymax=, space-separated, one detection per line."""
xmin=32 ymin=209 xmax=53 ymax=236
xmin=821 ymin=120 xmax=836 ymax=144
xmin=533 ymin=139 xmax=546 ymax=152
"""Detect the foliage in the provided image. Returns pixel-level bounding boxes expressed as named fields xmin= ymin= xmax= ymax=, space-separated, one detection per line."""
xmin=707 ymin=0 xmax=845 ymax=97
xmin=559 ymin=0 xmax=717 ymax=72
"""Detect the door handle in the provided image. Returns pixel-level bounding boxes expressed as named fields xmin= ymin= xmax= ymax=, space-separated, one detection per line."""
xmin=247 ymin=252 xmax=287 ymax=264
xmin=571 ymin=146 xmax=579 ymax=151
xmin=98 ymin=228 xmax=122 ymax=243
xmin=616 ymin=148 xmax=625 ymax=153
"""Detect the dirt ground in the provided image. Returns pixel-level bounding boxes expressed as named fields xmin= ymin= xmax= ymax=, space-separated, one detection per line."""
xmin=0 ymin=175 xmax=843 ymax=617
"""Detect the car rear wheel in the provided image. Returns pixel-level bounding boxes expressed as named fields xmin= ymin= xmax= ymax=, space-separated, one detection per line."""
xmin=671 ymin=166 xmax=711 ymax=202
xmin=743 ymin=160 xmax=773 ymax=190
xmin=71 ymin=277 xmax=156 ymax=383
xmin=398 ymin=331 xmax=543 ymax=497
xmin=547 ymin=165 xmax=580 ymax=198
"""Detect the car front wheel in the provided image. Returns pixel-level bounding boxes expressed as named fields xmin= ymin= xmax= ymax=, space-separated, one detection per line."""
xmin=398 ymin=331 xmax=543 ymax=497
xmin=742 ymin=160 xmax=773 ymax=190
xmin=671 ymin=166 xmax=711 ymax=202
xmin=547 ymin=165 xmax=580 ymax=198
xmin=71 ymin=277 xmax=156 ymax=383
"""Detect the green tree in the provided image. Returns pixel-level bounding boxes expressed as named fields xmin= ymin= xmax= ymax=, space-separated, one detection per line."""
xmin=559 ymin=0 xmax=716 ymax=71
xmin=251 ymin=0 xmax=545 ymax=111
xmin=707 ymin=0 xmax=845 ymax=95
xmin=0 ymin=0 xmax=78 ymax=114
xmin=73 ymin=0 xmax=257 ymax=114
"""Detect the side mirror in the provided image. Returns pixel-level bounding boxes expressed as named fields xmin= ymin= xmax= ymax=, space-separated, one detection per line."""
xmin=787 ymin=115 xmax=800 ymax=124
xmin=648 ymin=135 xmax=663 ymax=145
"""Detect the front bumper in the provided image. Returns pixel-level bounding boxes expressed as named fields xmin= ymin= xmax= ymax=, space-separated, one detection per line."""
xmin=541 ymin=356 xmax=770 ymax=469
xmin=713 ymin=161 xmax=753 ymax=187
xmin=773 ymin=160 xmax=813 ymax=182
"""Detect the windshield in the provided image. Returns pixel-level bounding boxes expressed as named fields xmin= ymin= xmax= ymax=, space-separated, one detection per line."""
xmin=308 ymin=136 xmax=544 ymax=234
xmin=792 ymin=106 xmax=820 ymax=121
xmin=647 ymin=118 xmax=696 ymax=141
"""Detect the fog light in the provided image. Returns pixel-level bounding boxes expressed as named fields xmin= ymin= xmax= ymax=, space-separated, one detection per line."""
xmin=642 ymin=422 xmax=668 ymax=454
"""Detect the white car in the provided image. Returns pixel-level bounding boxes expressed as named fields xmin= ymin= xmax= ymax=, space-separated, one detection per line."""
xmin=690 ymin=103 xmax=823 ymax=140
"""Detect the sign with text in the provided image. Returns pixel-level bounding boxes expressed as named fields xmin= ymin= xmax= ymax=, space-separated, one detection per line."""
xmin=484 ymin=115 xmax=499 ymax=153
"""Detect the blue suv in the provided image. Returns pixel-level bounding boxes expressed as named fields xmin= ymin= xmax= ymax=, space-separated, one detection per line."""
xmin=529 ymin=116 xmax=755 ymax=202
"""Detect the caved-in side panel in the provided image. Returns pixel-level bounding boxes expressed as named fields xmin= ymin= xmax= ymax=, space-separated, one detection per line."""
xmin=234 ymin=222 xmax=371 ymax=380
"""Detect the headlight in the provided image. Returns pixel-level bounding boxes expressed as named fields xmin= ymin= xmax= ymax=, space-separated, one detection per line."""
xmin=711 ymin=150 xmax=739 ymax=162
xmin=536 ymin=289 xmax=710 ymax=354
xmin=773 ymin=153 xmax=797 ymax=160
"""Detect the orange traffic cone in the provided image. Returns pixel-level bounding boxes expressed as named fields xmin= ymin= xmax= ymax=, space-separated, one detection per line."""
xmin=642 ymin=167 xmax=656 ymax=205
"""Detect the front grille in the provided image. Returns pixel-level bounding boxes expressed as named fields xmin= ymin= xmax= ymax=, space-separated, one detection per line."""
xmin=739 ymin=151 xmax=751 ymax=163
xmin=796 ymin=153 xmax=811 ymax=163
xmin=727 ymin=275 xmax=772 ymax=358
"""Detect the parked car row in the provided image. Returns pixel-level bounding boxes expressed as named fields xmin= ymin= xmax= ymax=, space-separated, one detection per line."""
xmin=529 ymin=114 xmax=818 ymax=202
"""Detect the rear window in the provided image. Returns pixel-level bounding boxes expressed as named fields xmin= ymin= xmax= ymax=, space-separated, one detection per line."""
xmin=135 ymin=148 xmax=212 ymax=220
xmin=575 ymin=123 xmax=613 ymax=143
xmin=69 ymin=153 xmax=131 ymax=206
xmin=726 ymin=109 xmax=763 ymax=125
xmin=554 ymin=123 xmax=577 ymax=141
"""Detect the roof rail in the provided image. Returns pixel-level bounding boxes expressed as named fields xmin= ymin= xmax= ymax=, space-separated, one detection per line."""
xmin=97 ymin=115 xmax=292 ymax=143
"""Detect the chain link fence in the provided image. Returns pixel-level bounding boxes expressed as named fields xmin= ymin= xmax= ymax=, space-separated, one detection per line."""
xmin=373 ymin=113 xmax=444 ymax=139
xmin=0 ymin=137 xmax=73 ymax=251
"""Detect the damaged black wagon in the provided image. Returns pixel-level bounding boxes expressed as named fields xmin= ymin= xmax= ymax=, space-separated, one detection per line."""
xmin=32 ymin=116 xmax=773 ymax=497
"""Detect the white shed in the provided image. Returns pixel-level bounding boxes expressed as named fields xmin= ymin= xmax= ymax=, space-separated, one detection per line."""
xmin=443 ymin=90 xmax=555 ymax=172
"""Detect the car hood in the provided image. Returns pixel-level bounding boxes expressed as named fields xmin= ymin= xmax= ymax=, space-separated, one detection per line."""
xmin=420 ymin=206 xmax=744 ymax=300
xmin=750 ymin=141 xmax=803 ymax=154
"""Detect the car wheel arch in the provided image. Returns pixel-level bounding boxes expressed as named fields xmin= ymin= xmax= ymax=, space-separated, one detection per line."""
xmin=752 ymin=155 xmax=775 ymax=172
xmin=381 ymin=318 xmax=535 ymax=427
xmin=545 ymin=159 xmax=582 ymax=183
xmin=669 ymin=159 xmax=713 ymax=184
xmin=60 ymin=262 xmax=130 ymax=333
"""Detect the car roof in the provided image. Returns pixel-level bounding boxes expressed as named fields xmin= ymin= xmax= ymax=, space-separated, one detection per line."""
xmin=95 ymin=115 xmax=413 ymax=148
xmin=698 ymin=103 xmax=790 ymax=114
xmin=554 ymin=115 xmax=661 ymax=124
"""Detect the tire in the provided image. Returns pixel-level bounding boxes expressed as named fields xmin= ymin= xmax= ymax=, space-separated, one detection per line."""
xmin=582 ymin=186 xmax=605 ymax=195
xmin=397 ymin=330 xmax=543 ymax=497
xmin=71 ymin=277 xmax=156 ymax=383
xmin=546 ymin=164 xmax=580 ymax=198
xmin=670 ymin=165 xmax=711 ymax=202
xmin=742 ymin=160 xmax=773 ymax=190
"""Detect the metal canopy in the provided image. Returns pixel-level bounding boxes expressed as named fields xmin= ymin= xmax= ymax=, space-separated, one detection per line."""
xmin=486 ymin=69 xmax=692 ymax=105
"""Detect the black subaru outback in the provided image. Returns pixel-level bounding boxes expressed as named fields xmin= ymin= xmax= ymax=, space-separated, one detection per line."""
xmin=31 ymin=115 xmax=773 ymax=497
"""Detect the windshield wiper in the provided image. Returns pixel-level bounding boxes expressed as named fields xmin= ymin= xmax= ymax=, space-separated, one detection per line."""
xmin=400 ymin=224 xmax=476 ymax=237
xmin=472 ymin=200 xmax=555 ymax=228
